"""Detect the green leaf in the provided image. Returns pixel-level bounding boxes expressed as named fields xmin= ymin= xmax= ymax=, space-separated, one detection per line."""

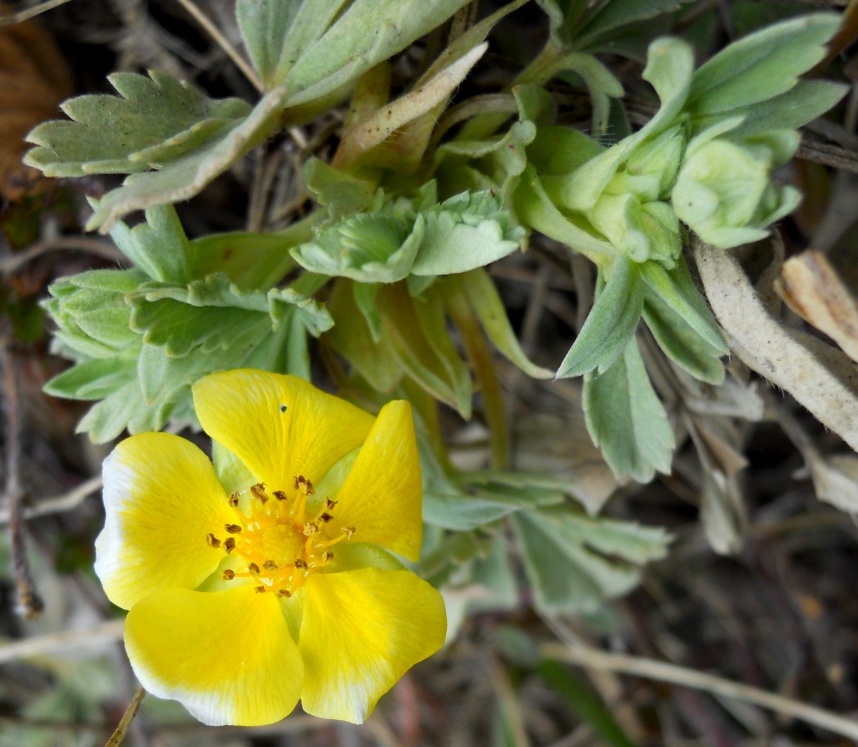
xmin=560 ymin=37 xmax=694 ymax=212
xmin=375 ymin=283 xmax=472 ymax=417
xmin=236 ymin=0 xmax=302 ymax=88
xmin=84 ymin=84 xmax=290 ymax=232
xmin=107 ymin=203 xmax=189 ymax=283
xmin=687 ymin=14 xmax=842 ymax=117
xmin=410 ymin=191 xmax=523 ymax=276
xmin=44 ymin=357 xmax=137 ymax=401
xmin=512 ymin=507 xmax=671 ymax=614
xmin=557 ymin=258 xmax=643 ymax=378
xmin=424 ymin=470 xmax=568 ymax=531
xmin=583 ymin=338 xmax=674 ymax=482
xmin=304 ymin=157 xmax=377 ymax=218
xmin=292 ymin=209 xmax=421 ymax=283
xmin=446 ymin=270 xmax=553 ymax=379
xmin=25 ymin=70 xmax=251 ymax=177
xmin=129 ymin=274 xmax=332 ymax=357
xmin=692 ymin=79 xmax=848 ymax=139
xmin=513 ymin=165 xmax=615 ymax=264
xmin=283 ymin=0 xmax=472 ymax=107
xmin=642 ymin=289 xmax=725 ymax=384
xmin=639 ymin=258 xmax=728 ymax=354
xmin=575 ymin=0 xmax=694 ymax=49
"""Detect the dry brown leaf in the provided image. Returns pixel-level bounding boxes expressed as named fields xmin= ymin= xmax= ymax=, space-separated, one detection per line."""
xmin=777 ymin=249 xmax=858 ymax=364
xmin=0 ymin=14 xmax=72 ymax=201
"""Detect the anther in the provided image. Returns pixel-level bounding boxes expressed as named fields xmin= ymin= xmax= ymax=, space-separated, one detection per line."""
xmin=224 ymin=537 xmax=236 ymax=553
xmin=255 ymin=586 xmax=266 ymax=594
xmin=324 ymin=551 xmax=335 ymax=561
xmin=303 ymin=522 xmax=319 ymax=536
xmin=248 ymin=562 xmax=260 ymax=575
xmin=325 ymin=498 xmax=338 ymax=510
xmin=251 ymin=483 xmax=268 ymax=503
xmin=222 ymin=569 xmax=235 ymax=580
xmin=319 ymin=512 xmax=334 ymax=523
xmin=273 ymin=490 xmax=288 ymax=501
xmin=206 ymin=533 xmax=221 ymax=548
xmin=343 ymin=526 xmax=356 ymax=538
xmin=228 ymin=491 xmax=240 ymax=507
xmin=263 ymin=560 xmax=278 ymax=570
xmin=277 ymin=589 xmax=292 ymax=598
xmin=225 ymin=524 xmax=242 ymax=534
xmin=294 ymin=558 xmax=307 ymax=569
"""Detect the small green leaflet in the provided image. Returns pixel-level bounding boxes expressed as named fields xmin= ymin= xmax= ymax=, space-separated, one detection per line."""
xmin=556 ymin=257 xmax=643 ymax=378
xmin=512 ymin=507 xmax=671 ymax=614
xmin=583 ymin=338 xmax=674 ymax=483
xmin=25 ymin=71 xmax=251 ymax=178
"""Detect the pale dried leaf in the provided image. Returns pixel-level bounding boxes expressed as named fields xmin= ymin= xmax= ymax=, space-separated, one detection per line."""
xmin=778 ymin=249 xmax=858 ymax=364
xmin=694 ymin=240 xmax=858 ymax=453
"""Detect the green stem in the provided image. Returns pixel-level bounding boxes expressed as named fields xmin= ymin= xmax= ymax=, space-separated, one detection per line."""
xmin=445 ymin=277 xmax=510 ymax=470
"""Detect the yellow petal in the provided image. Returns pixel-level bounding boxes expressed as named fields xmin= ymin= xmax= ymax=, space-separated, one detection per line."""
xmin=126 ymin=586 xmax=303 ymax=726
xmin=329 ymin=401 xmax=423 ymax=561
xmin=193 ymin=369 xmax=374 ymax=490
xmin=95 ymin=433 xmax=234 ymax=610
xmin=299 ymin=568 xmax=446 ymax=723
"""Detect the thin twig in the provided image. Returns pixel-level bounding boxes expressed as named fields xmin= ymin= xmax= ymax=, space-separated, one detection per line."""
xmin=0 ymin=0 xmax=73 ymax=24
xmin=0 ymin=333 xmax=43 ymax=619
xmin=104 ymin=687 xmax=145 ymax=747
xmin=0 ymin=619 xmax=125 ymax=664
xmin=0 ymin=237 xmax=125 ymax=275
xmin=176 ymin=0 xmax=263 ymax=94
xmin=797 ymin=139 xmax=858 ymax=173
xmin=0 ymin=475 xmax=103 ymax=525
xmin=540 ymin=642 xmax=858 ymax=741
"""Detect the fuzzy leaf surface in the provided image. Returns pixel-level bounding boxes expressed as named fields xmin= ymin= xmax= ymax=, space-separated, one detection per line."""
xmin=583 ymin=339 xmax=674 ymax=483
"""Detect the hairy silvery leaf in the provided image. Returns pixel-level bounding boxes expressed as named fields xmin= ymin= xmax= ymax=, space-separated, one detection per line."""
xmin=25 ymin=71 xmax=251 ymax=178
xmin=587 ymin=193 xmax=681 ymax=266
xmin=292 ymin=190 xmax=521 ymax=282
xmin=583 ymin=338 xmax=675 ymax=483
xmin=43 ymin=270 xmax=144 ymax=359
xmin=557 ymin=258 xmax=643 ymax=379
xmin=105 ymin=203 xmax=190 ymax=284
xmin=560 ymin=37 xmax=694 ymax=212
xmin=512 ymin=507 xmax=671 ymax=614
xmin=672 ymin=124 xmax=802 ymax=249
xmin=283 ymin=0 xmax=472 ymax=106
xmin=410 ymin=191 xmax=523 ymax=276
xmin=686 ymin=14 xmax=842 ymax=118
xmin=43 ymin=271 xmax=330 ymax=442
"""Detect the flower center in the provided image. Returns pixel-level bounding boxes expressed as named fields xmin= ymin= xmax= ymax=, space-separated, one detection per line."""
xmin=206 ymin=475 xmax=354 ymax=597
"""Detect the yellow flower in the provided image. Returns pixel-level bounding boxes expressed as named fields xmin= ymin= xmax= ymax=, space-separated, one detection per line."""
xmin=94 ymin=369 xmax=446 ymax=726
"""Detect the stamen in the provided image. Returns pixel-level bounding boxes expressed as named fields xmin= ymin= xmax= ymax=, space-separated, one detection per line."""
xmin=255 ymin=586 xmax=266 ymax=593
xmin=278 ymin=589 xmax=291 ymax=597
xmin=225 ymin=524 xmax=242 ymax=534
xmin=222 ymin=569 xmax=235 ymax=580
xmin=319 ymin=512 xmax=334 ymax=523
xmin=295 ymin=558 xmax=307 ymax=569
xmin=228 ymin=491 xmax=240 ymax=507
xmin=206 ymin=533 xmax=221 ymax=548
xmin=343 ymin=526 xmax=356 ymax=538
xmin=325 ymin=498 xmax=338 ymax=510
xmin=248 ymin=562 xmax=260 ymax=575
xmin=224 ymin=537 xmax=236 ymax=553
xmin=273 ymin=490 xmax=288 ymax=501
xmin=263 ymin=560 xmax=278 ymax=570
xmin=250 ymin=483 xmax=268 ymax=503
xmin=303 ymin=522 xmax=319 ymax=536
